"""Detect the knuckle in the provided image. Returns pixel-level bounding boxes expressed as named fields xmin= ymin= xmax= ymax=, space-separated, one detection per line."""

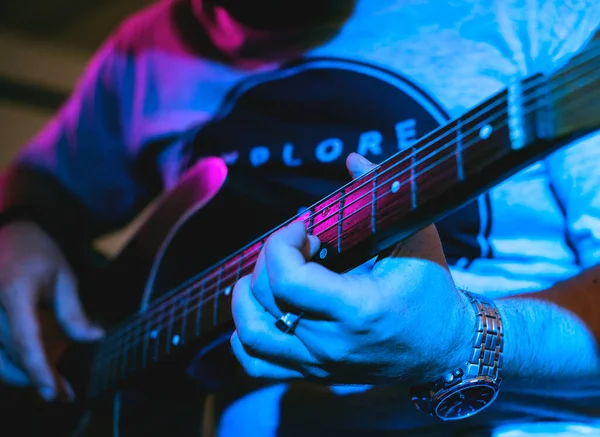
xmin=235 ymin=274 xmax=251 ymax=290
xmin=265 ymin=230 xmax=283 ymax=249
xmin=263 ymin=234 xmax=277 ymax=259
xmin=243 ymin=358 xmax=265 ymax=379
xmin=317 ymin=343 xmax=346 ymax=364
xmin=17 ymin=344 xmax=39 ymax=369
xmin=248 ymin=269 xmax=261 ymax=292
xmin=232 ymin=275 xmax=249 ymax=300
xmin=270 ymin=273 xmax=299 ymax=299
xmin=236 ymin=326 xmax=261 ymax=353
xmin=10 ymin=334 xmax=30 ymax=356
xmin=351 ymin=305 xmax=383 ymax=333
xmin=231 ymin=277 xmax=250 ymax=305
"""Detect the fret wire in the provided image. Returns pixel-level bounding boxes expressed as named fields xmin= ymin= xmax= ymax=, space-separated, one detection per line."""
xmin=196 ymin=279 xmax=206 ymax=336
xmin=134 ymin=318 xmax=143 ymax=373
xmin=456 ymin=119 xmax=465 ymax=182
xmin=181 ymin=287 xmax=191 ymax=346
xmin=371 ymin=168 xmax=378 ymax=234
xmin=152 ymin=320 xmax=160 ymax=363
xmin=213 ymin=266 xmax=223 ymax=327
xmin=166 ymin=300 xmax=175 ymax=354
xmin=236 ymin=252 xmax=243 ymax=282
xmin=410 ymin=146 xmax=417 ymax=209
xmin=128 ymin=319 xmax=136 ymax=375
xmin=141 ymin=316 xmax=151 ymax=370
xmin=337 ymin=189 xmax=345 ymax=250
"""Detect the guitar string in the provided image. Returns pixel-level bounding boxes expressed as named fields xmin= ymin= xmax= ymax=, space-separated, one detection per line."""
xmin=92 ymin=75 xmax=599 ymax=375
xmin=93 ymin=44 xmax=600 ymax=371
xmin=94 ymin=49 xmax=600 ymax=369
xmin=96 ymin=38 xmax=600 ymax=349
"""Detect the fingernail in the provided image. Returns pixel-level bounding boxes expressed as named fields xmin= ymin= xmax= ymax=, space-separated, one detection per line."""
xmin=357 ymin=154 xmax=371 ymax=165
xmin=39 ymin=386 xmax=55 ymax=401
xmin=86 ymin=325 xmax=105 ymax=339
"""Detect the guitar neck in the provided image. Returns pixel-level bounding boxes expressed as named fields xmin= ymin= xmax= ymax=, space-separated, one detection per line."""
xmin=87 ymin=39 xmax=600 ymax=400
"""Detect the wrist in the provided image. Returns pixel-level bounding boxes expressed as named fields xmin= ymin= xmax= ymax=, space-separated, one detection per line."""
xmin=410 ymin=290 xmax=504 ymax=421
xmin=411 ymin=288 xmax=478 ymax=384
xmin=447 ymin=289 xmax=479 ymax=374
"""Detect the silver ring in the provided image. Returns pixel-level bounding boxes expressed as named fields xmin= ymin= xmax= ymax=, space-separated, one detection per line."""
xmin=275 ymin=312 xmax=303 ymax=334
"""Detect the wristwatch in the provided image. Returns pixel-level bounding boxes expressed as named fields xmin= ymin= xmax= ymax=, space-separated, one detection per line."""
xmin=409 ymin=291 xmax=504 ymax=421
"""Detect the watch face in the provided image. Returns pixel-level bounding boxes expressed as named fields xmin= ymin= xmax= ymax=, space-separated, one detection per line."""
xmin=435 ymin=382 xmax=498 ymax=420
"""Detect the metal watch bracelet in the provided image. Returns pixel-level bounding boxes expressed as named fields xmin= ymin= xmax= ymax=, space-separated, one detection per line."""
xmin=463 ymin=290 xmax=504 ymax=383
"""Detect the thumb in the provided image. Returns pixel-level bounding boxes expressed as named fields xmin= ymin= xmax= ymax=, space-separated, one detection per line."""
xmin=346 ymin=153 xmax=377 ymax=180
xmin=53 ymin=270 xmax=104 ymax=342
xmin=389 ymin=224 xmax=450 ymax=270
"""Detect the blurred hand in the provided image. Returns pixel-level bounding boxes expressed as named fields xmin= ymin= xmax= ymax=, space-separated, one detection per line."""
xmin=0 ymin=220 xmax=103 ymax=401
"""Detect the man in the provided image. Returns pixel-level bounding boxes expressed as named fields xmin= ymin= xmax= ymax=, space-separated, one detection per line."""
xmin=0 ymin=0 xmax=600 ymax=436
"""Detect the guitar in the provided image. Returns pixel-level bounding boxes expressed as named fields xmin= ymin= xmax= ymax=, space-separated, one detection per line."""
xmin=13 ymin=37 xmax=600 ymax=436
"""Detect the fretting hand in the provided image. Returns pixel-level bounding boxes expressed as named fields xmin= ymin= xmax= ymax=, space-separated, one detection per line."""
xmin=230 ymin=153 xmax=475 ymax=385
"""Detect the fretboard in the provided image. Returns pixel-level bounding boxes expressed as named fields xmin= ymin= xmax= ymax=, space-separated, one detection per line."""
xmin=87 ymin=39 xmax=600 ymax=398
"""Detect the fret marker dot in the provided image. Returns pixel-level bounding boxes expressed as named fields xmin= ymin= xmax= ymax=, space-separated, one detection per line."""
xmin=172 ymin=335 xmax=181 ymax=346
xmin=224 ymin=286 xmax=232 ymax=296
xmin=319 ymin=248 xmax=328 ymax=259
xmin=149 ymin=330 xmax=158 ymax=339
xmin=297 ymin=206 xmax=308 ymax=215
xmin=391 ymin=181 xmax=401 ymax=193
xmin=479 ymin=124 xmax=493 ymax=139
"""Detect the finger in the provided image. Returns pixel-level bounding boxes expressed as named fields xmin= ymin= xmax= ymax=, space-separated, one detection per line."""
xmin=0 ymin=348 xmax=29 ymax=386
xmin=0 ymin=347 xmax=74 ymax=401
xmin=230 ymin=332 xmax=304 ymax=380
xmin=232 ymin=276 xmax=316 ymax=365
xmin=251 ymin=227 xmax=320 ymax=316
xmin=264 ymin=222 xmax=354 ymax=317
xmin=302 ymin=234 xmax=321 ymax=261
xmin=249 ymin=246 xmax=281 ymax=316
xmin=56 ymin=374 xmax=75 ymax=402
xmin=346 ymin=153 xmax=377 ymax=179
xmin=54 ymin=269 xmax=104 ymax=341
xmin=2 ymin=281 xmax=57 ymax=400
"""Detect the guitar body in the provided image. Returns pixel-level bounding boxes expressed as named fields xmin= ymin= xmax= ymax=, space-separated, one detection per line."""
xmin=41 ymin=156 xmax=310 ymax=437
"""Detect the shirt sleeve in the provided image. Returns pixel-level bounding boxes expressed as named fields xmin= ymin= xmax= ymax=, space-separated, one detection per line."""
xmin=533 ymin=3 xmax=600 ymax=268
xmin=545 ymin=137 xmax=600 ymax=269
xmin=0 ymin=30 xmax=152 ymax=251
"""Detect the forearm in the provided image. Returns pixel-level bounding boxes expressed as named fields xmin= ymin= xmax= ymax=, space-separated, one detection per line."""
xmin=496 ymin=264 xmax=600 ymax=386
xmin=0 ymin=165 xmax=98 ymax=266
